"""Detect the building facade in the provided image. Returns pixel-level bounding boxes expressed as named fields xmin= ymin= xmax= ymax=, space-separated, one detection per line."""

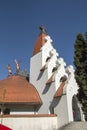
xmin=0 ymin=25 xmax=83 ymax=130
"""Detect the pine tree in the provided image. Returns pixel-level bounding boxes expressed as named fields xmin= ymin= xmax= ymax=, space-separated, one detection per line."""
xmin=74 ymin=32 xmax=87 ymax=120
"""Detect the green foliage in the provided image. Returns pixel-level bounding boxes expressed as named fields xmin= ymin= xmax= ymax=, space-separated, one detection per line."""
xmin=74 ymin=32 xmax=87 ymax=120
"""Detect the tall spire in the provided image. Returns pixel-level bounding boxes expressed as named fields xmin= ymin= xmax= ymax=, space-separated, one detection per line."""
xmin=32 ymin=25 xmax=47 ymax=56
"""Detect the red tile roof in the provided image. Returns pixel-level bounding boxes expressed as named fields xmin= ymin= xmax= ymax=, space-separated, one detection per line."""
xmin=0 ymin=75 xmax=42 ymax=104
xmin=54 ymin=82 xmax=65 ymax=97
xmin=33 ymin=33 xmax=47 ymax=56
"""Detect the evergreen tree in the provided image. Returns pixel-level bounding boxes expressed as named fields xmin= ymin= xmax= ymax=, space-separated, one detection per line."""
xmin=74 ymin=32 xmax=87 ymax=120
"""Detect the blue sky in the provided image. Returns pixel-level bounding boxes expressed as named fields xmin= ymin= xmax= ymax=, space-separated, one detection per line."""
xmin=0 ymin=0 xmax=87 ymax=79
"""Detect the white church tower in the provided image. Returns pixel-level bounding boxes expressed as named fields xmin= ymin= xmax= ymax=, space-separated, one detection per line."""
xmin=30 ymin=25 xmax=82 ymax=127
xmin=30 ymin=25 xmax=58 ymax=114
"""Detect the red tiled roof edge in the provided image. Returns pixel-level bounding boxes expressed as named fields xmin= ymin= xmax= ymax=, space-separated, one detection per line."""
xmin=46 ymin=74 xmax=54 ymax=85
xmin=40 ymin=64 xmax=46 ymax=72
xmin=1 ymin=114 xmax=57 ymax=118
xmin=54 ymin=81 xmax=66 ymax=97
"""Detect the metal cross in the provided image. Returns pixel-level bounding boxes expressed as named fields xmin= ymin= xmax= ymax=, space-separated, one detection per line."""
xmin=39 ymin=25 xmax=47 ymax=34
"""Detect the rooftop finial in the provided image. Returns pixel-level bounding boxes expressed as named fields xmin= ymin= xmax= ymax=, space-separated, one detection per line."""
xmin=39 ymin=25 xmax=47 ymax=34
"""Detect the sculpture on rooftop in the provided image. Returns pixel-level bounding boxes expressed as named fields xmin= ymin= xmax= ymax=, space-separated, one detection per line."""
xmin=14 ymin=59 xmax=20 ymax=74
xmin=7 ymin=64 xmax=12 ymax=76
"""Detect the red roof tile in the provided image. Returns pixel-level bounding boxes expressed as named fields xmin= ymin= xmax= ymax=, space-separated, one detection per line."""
xmin=54 ymin=82 xmax=65 ymax=97
xmin=46 ymin=74 xmax=54 ymax=85
xmin=40 ymin=64 xmax=46 ymax=72
xmin=33 ymin=33 xmax=47 ymax=56
xmin=0 ymin=75 xmax=42 ymax=104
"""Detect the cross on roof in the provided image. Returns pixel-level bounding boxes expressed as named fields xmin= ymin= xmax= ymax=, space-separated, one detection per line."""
xmin=39 ymin=25 xmax=47 ymax=34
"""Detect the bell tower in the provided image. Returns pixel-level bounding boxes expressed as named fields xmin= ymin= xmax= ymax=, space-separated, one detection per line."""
xmin=30 ymin=25 xmax=58 ymax=113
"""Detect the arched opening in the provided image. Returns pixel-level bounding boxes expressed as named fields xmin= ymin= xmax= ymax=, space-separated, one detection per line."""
xmin=72 ymin=95 xmax=81 ymax=121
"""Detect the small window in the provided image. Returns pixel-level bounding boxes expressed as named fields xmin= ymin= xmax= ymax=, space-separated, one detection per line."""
xmin=3 ymin=108 xmax=10 ymax=115
xmin=52 ymin=67 xmax=57 ymax=72
xmin=46 ymin=57 xmax=51 ymax=62
xmin=60 ymin=75 xmax=67 ymax=82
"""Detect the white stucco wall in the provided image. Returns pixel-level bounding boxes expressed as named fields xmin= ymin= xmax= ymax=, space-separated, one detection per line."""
xmin=30 ymin=52 xmax=42 ymax=85
xmin=54 ymin=95 xmax=69 ymax=128
xmin=1 ymin=115 xmax=58 ymax=130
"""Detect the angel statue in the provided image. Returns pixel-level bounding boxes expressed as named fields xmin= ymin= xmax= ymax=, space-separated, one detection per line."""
xmin=7 ymin=64 xmax=12 ymax=76
xmin=14 ymin=59 xmax=20 ymax=74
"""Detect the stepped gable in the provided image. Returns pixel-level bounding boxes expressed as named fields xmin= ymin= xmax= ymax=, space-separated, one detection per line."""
xmin=0 ymin=75 xmax=42 ymax=104
xmin=33 ymin=25 xmax=47 ymax=56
